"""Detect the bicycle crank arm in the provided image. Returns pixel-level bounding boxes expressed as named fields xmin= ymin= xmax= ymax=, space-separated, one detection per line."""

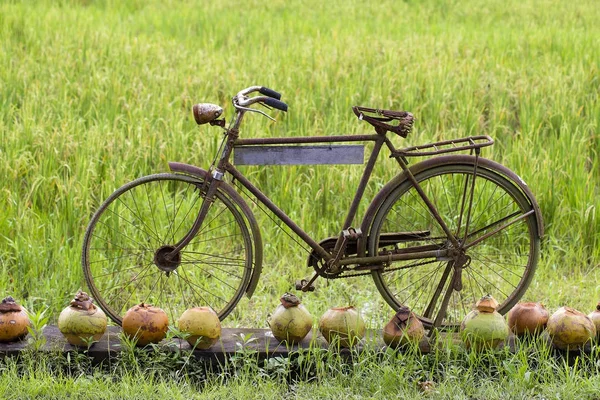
xmin=295 ymin=276 xmax=317 ymax=292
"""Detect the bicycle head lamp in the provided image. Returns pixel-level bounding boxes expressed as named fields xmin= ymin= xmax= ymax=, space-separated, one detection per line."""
xmin=193 ymin=103 xmax=223 ymax=125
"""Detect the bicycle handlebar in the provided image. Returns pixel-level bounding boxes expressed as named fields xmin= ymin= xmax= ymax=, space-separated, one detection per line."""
xmin=259 ymin=86 xmax=282 ymax=100
xmin=234 ymin=86 xmax=288 ymax=113
xmin=263 ymin=97 xmax=288 ymax=112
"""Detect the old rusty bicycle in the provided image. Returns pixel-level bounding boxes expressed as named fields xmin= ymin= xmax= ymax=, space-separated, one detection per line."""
xmin=82 ymin=85 xmax=543 ymax=329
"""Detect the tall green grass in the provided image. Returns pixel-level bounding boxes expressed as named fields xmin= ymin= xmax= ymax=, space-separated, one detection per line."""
xmin=2 ymin=338 xmax=600 ymax=399
xmin=0 ymin=0 xmax=599 ymax=326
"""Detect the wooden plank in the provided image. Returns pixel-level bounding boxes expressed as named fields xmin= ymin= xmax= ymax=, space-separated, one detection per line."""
xmin=233 ymin=145 xmax=364 ymax=165
xmin=0 ymin=326 xmax=589 ymax=364
xmin=0 ymin=326 xmax=428 ymax=363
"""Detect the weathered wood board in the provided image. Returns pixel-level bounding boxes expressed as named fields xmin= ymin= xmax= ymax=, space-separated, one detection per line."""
xmin=0 ymin=326 xmax=588 ymax=364
xmin=0 ymin=326 xmax=428 ymax=363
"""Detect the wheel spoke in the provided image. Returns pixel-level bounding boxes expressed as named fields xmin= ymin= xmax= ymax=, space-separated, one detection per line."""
xmin=82 ymin=174 xmax=254 ymax=324
xmin=370 ymin=164 xmax=539 ymax=328
xmin=465 ymin=210 xmax=521 ymax=243
xmin=177 ymin=266 xmax=230 ymax=304
xmin=163 ymin=183 xmax=202 ymax=244
xmin=88 ymin=250 xmax=150 ymax=266
xmin=180 ymin=254 xmax=245 ymax=281
xmin=464 ymin=209 xmax=534 ymax=249
xmin=92 ymin=263 xmax=153 ymax=278
xmin=394 ymin=265 xmax=444 ymax=303
xmin=175 ymin=268 xmax=214 ymax=310
xmin=94 ymin=217 xmax=156 ymax=252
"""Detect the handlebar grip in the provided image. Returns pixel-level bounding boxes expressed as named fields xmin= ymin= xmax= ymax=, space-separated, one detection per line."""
xmin=259 ymin=86 xmax=282 ymax=100
xmin=264 ymin=97 xmax=288 ymax=112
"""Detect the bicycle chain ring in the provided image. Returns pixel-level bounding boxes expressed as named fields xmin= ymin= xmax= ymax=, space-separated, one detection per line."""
xmin=307 ymin=238 xmax=346 ymax=279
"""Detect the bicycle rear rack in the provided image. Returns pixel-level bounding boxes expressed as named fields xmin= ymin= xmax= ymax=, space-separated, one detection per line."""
xmin=392 ymin=135 xmax=494 ymax=158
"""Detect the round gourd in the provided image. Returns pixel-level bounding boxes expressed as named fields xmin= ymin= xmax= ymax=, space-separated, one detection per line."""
xmin=268 ymin=293 xmax=312 ymax=344
xmin=178 ymin=307 xmax=221 ymax=349
xmin=318 ymin=306 xmax=365 ymax=348
xmin=122 ymin=303 xmax=169 ymax=346
xmin=58 ymin=291 xmax=107 ymax=347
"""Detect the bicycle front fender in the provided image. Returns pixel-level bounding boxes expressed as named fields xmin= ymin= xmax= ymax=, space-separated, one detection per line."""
xmin=168 ymin=162 xmax=264 ymax=298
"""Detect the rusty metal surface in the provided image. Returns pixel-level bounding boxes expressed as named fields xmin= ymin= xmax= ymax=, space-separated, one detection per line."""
xmin=352 ymin=106 xmax=414 ymax=137
xmin=192 ymin=103 xmax=223 ymax=125
xmin=226 ymin=163 xmax=332 ymax=263
xmin=234 ymin=134 xmax=380 ymax=146
xmin=167 ymin=162 xmax=264 ymax=298
xmin=394 ymin=135 xmax=494 ymax=157
xmin=165 ymin=86 xmax=543 ymax=328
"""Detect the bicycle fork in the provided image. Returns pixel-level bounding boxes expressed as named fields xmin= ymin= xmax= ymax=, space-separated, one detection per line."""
xmin=159 ymin=172 xmax=222 ymax=270
xmin=164 ymin=115 xmax=245 ymax=265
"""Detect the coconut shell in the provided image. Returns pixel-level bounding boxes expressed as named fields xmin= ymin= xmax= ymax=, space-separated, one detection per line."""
xmin=547 ymin=306 xmax=596 ymax=350
xmin=318 ymin=306 xmax=365 ymax=348
xmin=475 ymin=295 xmax=499 ymax=313
xmin=0 ymin=297 xmax=30 ymax=343
xmin=268 ymin=294 xmax=312 ymax=344
xmin=460 ymin=309 xmax=509 ymax=351
xmin=122 ymin=303 xmax=169 ymax=346
xmin=382 ymin=306 xmax=425 ymax=349
xmin=507 ymin=302 xmax=549 ymax=336
xmin=58 ymin=291 xmax=107 ymax=347
xmin=587 ymin=302 xmax=600 ymax=341
xmin=178 ymin=307 xmax=221 ymax=349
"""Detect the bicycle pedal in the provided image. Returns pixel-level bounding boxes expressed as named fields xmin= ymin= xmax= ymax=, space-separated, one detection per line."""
xmin=295 ymin=279 xmax=316 ymax=292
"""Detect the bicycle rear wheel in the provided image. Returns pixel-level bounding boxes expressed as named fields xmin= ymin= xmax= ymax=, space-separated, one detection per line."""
xmin=368 ymin=162 xmax=540 ymax=329
xmin=82 ymin=173 xmax=254 ymax=325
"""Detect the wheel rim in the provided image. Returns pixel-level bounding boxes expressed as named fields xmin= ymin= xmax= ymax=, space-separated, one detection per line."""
xmin=82 ymin=174 xmax=253 ymax=325
xmin=370 ymin=165 xmax=539 ymax=328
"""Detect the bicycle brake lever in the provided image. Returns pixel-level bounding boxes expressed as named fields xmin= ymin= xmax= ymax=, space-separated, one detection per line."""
xmin=257 ymin=101 xmax=276 ymax=113
xmin=235 ymin=104 xmax=277 ymax=122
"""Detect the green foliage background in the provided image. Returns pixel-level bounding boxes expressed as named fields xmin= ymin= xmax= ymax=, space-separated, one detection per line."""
xmin=1 ymin=0 xmax=599 ymax=325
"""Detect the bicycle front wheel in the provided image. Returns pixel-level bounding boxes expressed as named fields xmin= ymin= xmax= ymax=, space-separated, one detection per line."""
xmin=82 ymin=173 xmax=255 ymax=325
xmin=369 ymin=162 xmax=540 ymax=328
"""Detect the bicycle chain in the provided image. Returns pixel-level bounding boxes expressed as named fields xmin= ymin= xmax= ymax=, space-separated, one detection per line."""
xmin=328 ymin=263 xmax=436 ymax=279
xmin=327 ymin=270 xmax=372 ymax=279
xmin=326 ymin=262 xmax=419 ymax=280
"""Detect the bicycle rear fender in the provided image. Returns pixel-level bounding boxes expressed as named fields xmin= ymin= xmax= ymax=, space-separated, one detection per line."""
xmin=168 ymin=162 xmax=264 ymax=298
xmin=358 ymin=155 xmax=544 ymax=255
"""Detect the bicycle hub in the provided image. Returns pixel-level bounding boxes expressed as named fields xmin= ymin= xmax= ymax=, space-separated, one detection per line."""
xmin=154 ymin=245 xmax=181 ymax=274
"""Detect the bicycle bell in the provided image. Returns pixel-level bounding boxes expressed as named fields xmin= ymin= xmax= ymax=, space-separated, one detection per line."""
xmin=193 ymin=103 xmax=223 ymax=125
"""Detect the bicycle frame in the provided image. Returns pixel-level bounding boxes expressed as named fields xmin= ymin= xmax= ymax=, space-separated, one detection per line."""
xmin=229 ymin=135 xmax=460 ymax=266
xmin=168 ymin=107 xmax=464 ymax=281
xmin=81 ymin=85 xmax=545 ymax=329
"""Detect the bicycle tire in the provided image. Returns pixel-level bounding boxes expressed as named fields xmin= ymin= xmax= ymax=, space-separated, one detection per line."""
xmin=368 ymin=162 xmax=540 ymax=329
xmin=82 ymin=173 xmax=255 ymax=325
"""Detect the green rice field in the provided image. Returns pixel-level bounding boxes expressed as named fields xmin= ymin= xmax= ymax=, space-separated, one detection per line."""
xmin=1 ymin=0 xmax=599 ymax=396
xmin=1 ymin=0 xmax=599 ymax=325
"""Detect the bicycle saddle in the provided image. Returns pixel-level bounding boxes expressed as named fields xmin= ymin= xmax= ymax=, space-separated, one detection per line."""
xmin=352 ymin=106 xmax=414 ymax=137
